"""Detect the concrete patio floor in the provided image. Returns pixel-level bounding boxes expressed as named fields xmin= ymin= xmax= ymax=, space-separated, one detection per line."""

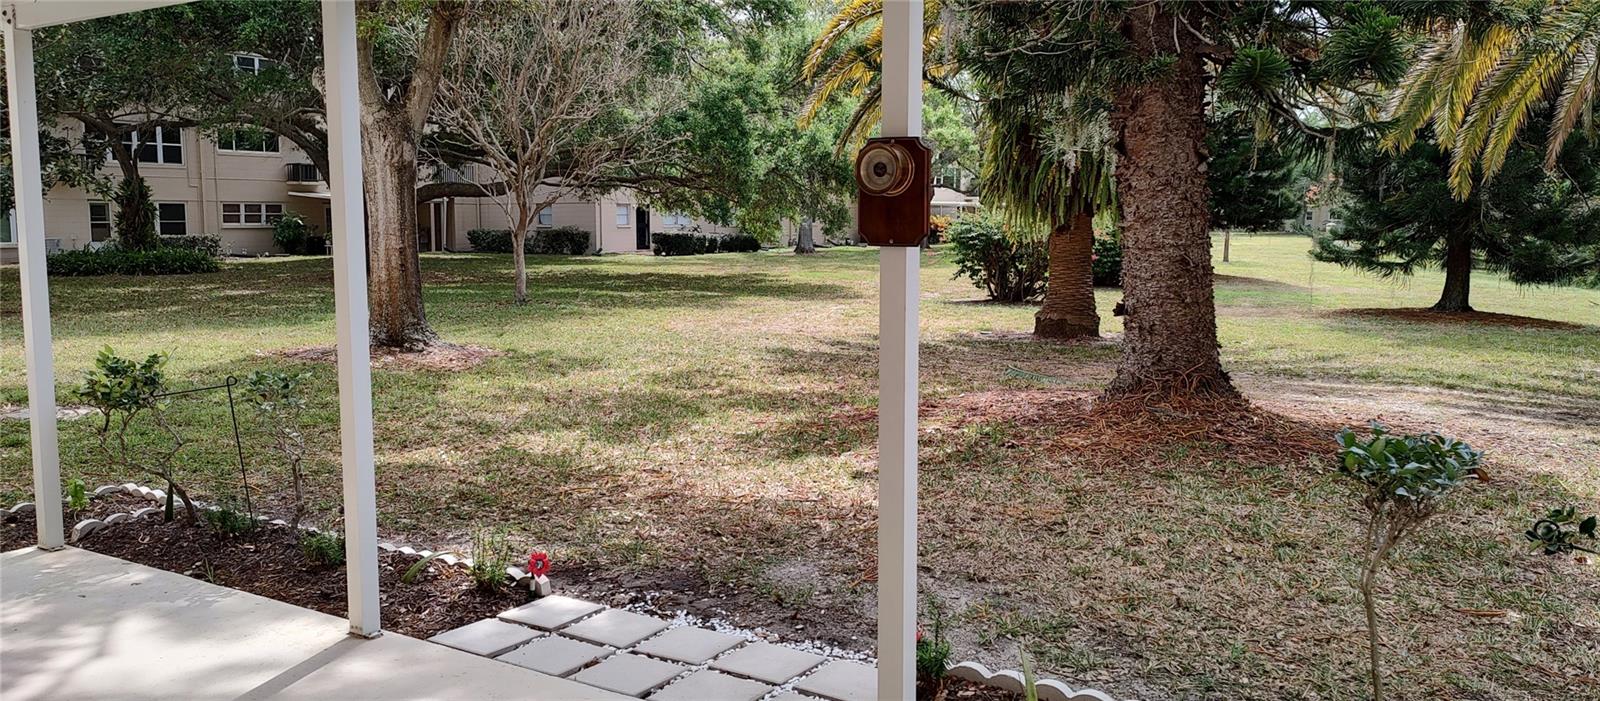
xmin=0 ymin=546 xmax=630 ymax=700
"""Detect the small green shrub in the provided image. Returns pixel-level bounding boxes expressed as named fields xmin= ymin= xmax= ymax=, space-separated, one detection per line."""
xmin=721 ymin=233 xmax=761 ymax=252
xmin=915 ymin=600 xmax=953 ymax=699
xmin=47 ymin=246 xmax=221 ymax=276
xmin=75 ymin=348 xmax=199 ymax=522
xmin=244 ymin=370 xmax=313 ymax=530
xmin=203 ymin=502 xmax=258 ymax=537
xmin=469 ymin=525 xmax=516 ymax=590
xmin=272 ymin=212 xmax=313 ymax=254
xmin=1091 ymin=228 xmax=1123 ymax=287
xmin=530 ymin=226 xmax=591 ymax=255
xmin=1527 ymin=506 xmax=1597 ymax=556
xmin=1336 ymin=423 xmax=1482 ymax=701
xmin=113 ymin=176 xmax=158 ymax=250
xmin=652 ymin=232 xmax=749 ymax=256
xmin=947 ymin=212 xmax=1048 ymax=302
xmin=467 ymin=228 xmax=514 ymax=253
xmin=300 ymin=531 xmax=345 ymax=566
xmin=160 ymin=235 xmax=222 ymax=257
xmin=66 ymin=478 xmax=89 ymax=512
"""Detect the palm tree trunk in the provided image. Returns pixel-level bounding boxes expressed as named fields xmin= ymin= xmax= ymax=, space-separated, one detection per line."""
xmin=1432 ymin=231 xmax=1473 ymax=312
xmin=361 ymin=114 xmax=437 ymax=350
xmin=1104 ymin=3 xmax=1237 ymax=400
xmin=1034 ymin=212 xmax=1099 ymax=339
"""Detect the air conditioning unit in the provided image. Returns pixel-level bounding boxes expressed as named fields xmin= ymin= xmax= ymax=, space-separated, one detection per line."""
xmin=44 ymin=238 xmax=62 ymax=254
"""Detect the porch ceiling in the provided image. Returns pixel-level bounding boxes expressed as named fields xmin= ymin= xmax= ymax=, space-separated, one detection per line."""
xmin=2 ymin=1 xmax=193 ymax=30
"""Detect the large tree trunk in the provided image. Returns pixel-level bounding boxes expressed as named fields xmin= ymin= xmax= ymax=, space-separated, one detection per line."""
xmin=361 ymin=116 xmax=437 ymax=350
xmin=1034 ymin=212 xmax=1099 ymax=339
xmin=1433 ymin=231 xmax=1473 ymax=312
xmin=795 ymin=220 xmax=816 ymax=254
xmin=1105 ymin=4 xmax=1237 ymax=400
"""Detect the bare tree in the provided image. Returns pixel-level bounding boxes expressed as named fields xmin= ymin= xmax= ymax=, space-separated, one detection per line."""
xmin=436 ymin=0 xmax=674 ymax=304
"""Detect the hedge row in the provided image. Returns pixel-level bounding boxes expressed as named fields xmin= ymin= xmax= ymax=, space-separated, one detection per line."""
xmin=651 ymin=232 xmax=761 ymax=256
xmin=47 ymin=245 xmax=221 ymax=276
xmin=466 ymin=227 xmax=590 ymax=255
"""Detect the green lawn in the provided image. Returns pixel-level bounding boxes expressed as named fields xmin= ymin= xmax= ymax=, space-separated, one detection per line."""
xmin=2 ymin=234 xmax=1597 ymax=700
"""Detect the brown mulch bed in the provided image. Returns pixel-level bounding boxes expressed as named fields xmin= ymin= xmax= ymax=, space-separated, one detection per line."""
xmin=1332 ymin=307 xmax=1587 ymax=330
xmin=75 ymin=518 xmax=527 ymax=639
xmin=1 ymin=493 xmax=152 ymax=552
xmin=269 ymin=341 xmax=504 ymax=372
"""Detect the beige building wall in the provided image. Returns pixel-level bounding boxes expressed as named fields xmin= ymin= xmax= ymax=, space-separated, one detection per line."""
xmin=26 ymin=121 xmax=327 ymax=256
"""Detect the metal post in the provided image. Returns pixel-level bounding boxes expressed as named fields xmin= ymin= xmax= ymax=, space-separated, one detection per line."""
xmin=3 ymin=10 xmax=64 ymax=551
xmin=321 ymin=0 xmax=381 ymax=637
xmin=877 ymin=1 xmax=922 ymax=698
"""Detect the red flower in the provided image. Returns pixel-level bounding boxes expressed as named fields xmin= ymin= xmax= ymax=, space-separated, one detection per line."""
xmin=527 ymin=551 xmax=551 ymax=577
xmin=915 ymin=629 xmax=925 ymax=643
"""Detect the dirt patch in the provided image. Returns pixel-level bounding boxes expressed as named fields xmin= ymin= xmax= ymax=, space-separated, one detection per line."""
xmin=1331 ymin=307 xmax=1589 ymax=330
xmin=269 ymin=342 xmax=504 ymax=372
xmin=75 ymin=518 xmax=526 ymax=639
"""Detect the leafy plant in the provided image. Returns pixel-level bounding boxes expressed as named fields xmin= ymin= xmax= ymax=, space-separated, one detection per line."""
xmin=946 ymin=212 xmax=1048 ymax=303
xmin=402 ymin=551 xmax=463 ymax=584
xmin=1091 ymin=228 xmax=1122 ymax=287
xmin=467 ymin=228 xmax=515 ymax=253
xmin=112 ymin=176 xmax=158 ymax=251
xmin=469 ymin=525 xmax=516 ymax=590
xmin=244 ymin=370 xmax=312 ymax=529
xmin=529 ymin=226 xmax=592 ymax=255
xmin=203 ymin=501 xmax=258 ymax=537
xmin=300 ymin=531 xmax=345 ymax=567
xmin=75 ymin=348 xmax=199 ymax=522
xmin=1335 ymin=423 xmax=1482 ymax=701
xmin=66 ymin=478 xmax=89 ymax=512
xmin=272 ymin=212 xmax=313 ymax=254
xmin=160 ymin=235 xmax=222 ymax=257
xmin=1526 ymin=506 xmax=1597 ymax=556
xmin=915 ymin=599 xmax=954 ymax=701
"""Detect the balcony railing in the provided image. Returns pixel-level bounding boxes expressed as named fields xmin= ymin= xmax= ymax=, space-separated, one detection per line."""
xmin=286 ymin=163 xmax=322 ymax=183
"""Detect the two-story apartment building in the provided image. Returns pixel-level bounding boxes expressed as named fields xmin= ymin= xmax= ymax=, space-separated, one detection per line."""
xmin=0 ymin=123 xmax=785 ymax=265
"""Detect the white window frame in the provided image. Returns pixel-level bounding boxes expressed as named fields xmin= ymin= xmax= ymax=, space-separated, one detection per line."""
xmin=156 ymin=202 xmax=188 ymax=236
xmin=121 ymin=125 xmax=183 ymax=165
xmin=222 ymin=202 xmax=286 ymax=228
xmin=663 ymin=212 xmax=693 ymax=228
xmin=216 ymin=126 xmax=280 ymax=154
xmin=89 ymin=202 xmax=112 ymax=242
xmin=615 ymin=204 xmax=630 ymax=227
xmin=231 ymin=53 xmax=274 ymax=75
xmin=537 ymin=206 xmax=554 ymax=228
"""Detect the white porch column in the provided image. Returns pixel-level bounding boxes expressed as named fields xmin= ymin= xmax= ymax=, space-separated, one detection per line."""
xmin=877 ymin=1 xmax=922 ymax=699
xmin=321 ymin=0 xmax=381 ymax=637
xmin=3 ymin=10 xmax=65 ymax=551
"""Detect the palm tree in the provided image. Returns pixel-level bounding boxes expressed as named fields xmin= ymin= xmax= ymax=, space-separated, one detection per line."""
xmin=1385 ymin=0 xmax=1600 ymax=198
xmin=802 ymin=0 xmax=1109 ymax=339
xmin=798 ymin=0 xmax=952 ymax=148
xmin=979 ymin=95 xmax=1115 ymax=339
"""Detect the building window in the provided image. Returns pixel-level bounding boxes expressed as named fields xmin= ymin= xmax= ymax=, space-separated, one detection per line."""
xmin=615 ymin=205 xmax=630 ymax=226
xmin=1 ymin=209 xmax=13 ymax=244
xmin=157 ymin=203 xmax=187 ymax=236
xmin=89 ymin=202 xmax=112 ymax=242
xmin=232 ymin=53 xmax=274 ymax=75
xmin=217 ymin=126 xmax=279 ymax=153
xmin=662 ymin=213 xmax=693 ymax=228
xmin=537 ymin=207 xmax=554 ymax=227
xmin=122 ymin=126 xmax=183 ymax=165
xmin=222 ymin=202 xmax=285 ymax=227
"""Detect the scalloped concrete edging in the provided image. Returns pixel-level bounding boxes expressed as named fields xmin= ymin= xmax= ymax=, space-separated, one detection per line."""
xmin=74 ymin=483 xmax=535 ymax=586
xmin=948 ymin=661 xmax=1117 ymax=701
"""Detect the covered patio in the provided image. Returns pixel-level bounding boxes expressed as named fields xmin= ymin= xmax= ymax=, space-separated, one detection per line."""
xmin=3 ymin=0 xmax=928 ymax=699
